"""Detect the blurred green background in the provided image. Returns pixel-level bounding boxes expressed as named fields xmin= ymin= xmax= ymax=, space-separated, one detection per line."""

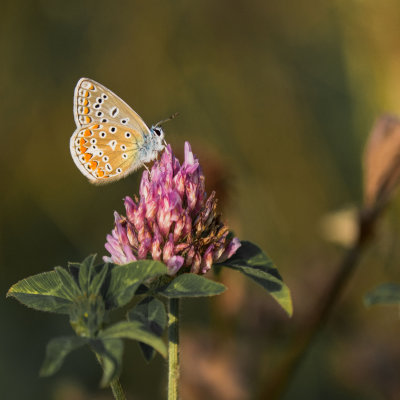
xmin=3 ymin=1 xmax=400 ymax=399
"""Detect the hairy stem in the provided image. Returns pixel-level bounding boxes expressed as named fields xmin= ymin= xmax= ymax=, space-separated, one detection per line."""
xmin=168 ymin=298 xmax=180 ymax=400
xmin=109 ymin=378 xmax=126 ymax=400
xmin=95 ymin=353 xmax=126 ymax=400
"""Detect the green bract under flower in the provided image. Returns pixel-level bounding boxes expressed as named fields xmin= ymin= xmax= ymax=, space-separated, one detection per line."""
xmin=104 ymin=142 xmax=240 ymax=275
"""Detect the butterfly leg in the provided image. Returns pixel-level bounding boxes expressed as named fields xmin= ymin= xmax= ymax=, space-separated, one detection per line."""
xmin=142 ymin=163 xmax=150 ymax=173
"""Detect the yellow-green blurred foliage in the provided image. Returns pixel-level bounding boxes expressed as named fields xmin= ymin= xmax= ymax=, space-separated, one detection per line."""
xmin=3 ymin=1 xmax=400 ymax=399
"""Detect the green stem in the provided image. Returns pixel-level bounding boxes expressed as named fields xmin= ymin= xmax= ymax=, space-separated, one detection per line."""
xmin=168 ymin=298 xmax=180 ymax=400
xmin=95 ymin=353 xmax=127 ymax=400
xmin=109 ymin=378 xmax=126 ymax=400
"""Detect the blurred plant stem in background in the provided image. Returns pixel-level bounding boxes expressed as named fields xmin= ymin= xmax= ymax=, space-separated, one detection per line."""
xmin=261 ymin=215 xmax=369 ymax=399
xmin=261 ymin=115 xmax=400 ymax=399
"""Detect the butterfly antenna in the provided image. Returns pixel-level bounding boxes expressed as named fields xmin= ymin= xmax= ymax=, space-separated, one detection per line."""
xmin=154 ymin=112 xmax=179 ymax=127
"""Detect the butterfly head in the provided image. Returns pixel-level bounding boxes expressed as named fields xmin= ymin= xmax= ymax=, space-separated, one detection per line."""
xmin=151 ymin=125 xmax=166 ymax=151
xmin=151 ymin=112 xmax=178 ymax=149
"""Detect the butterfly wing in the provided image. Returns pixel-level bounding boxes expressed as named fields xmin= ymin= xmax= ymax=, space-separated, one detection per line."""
xmin=73 ymin=77 xmax=151 ymax=133
xmin=71 ymin=77 xmax=152 ymax=184
xmin=70 ymin=122 xmax=146 ymax=184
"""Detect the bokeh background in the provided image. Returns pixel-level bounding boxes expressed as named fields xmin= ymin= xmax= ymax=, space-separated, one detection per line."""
xmin=3 ymin=1 xmax=400 ymax=399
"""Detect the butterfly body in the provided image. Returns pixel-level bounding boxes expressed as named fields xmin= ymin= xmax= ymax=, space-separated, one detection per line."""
xmin=70 ymin=78 xmax=165 ymax=184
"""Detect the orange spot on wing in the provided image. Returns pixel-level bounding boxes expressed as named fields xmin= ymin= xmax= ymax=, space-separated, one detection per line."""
xmin=88 ymin=84 xmax=94 ymax=90
xmin=83 ymin=99 xmax=88 ymax=106
xmin=84 ymin=116 xmax=91 ymax=123
xmin=79 ymin=138 xmax=86 ymax=145
xmin=97 ymin=170 xmax=105 ymax=178
xmin=84 ymin=129 xmax=92 ymax=137
xmin=91 ymin=124 xmax=99 ymax=129
xmin=83 ymin=107 xmax=89 ymax=115
xmin=84 ymin=153 xmax=92 ymax=162
xmin=82 ymin=90 xmax=89 ymax=97
xmin=80 ymin=146 xmax=87 ymax=154
xmin=90 ymin=161 xmax=98 ymax=170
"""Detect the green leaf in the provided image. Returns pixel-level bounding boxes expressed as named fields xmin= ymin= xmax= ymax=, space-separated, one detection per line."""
xmin=128 ymin=297 xmax=167 ymax=361
xmin=159 ymin=273 xmax=226 ymax=298
xmin=55 ymin=267 xmax=82 ymax=299
xmin=7 ymin=271 xmax=74 ymax=314
xmin=92 ymin=338 xmax=124 ymax=387
xmin=99 ymin=320 xmax=167 ymax=358
xmin=128 ymin=297 xmax=167 ymax=331
xmin=89 ymin=263 xmax=109 ymax=296
xmin=218 ymin=241 xmax=293 ymax=316
xmin=364 ymin=283 xmax=400 ymax=306
xmin=70 ymin=294 xmax=105 ymax=338
xmin=106 ymin=260 xmax=168 ymax=309
xmin=40 ymin=336 xmax=88 ymax=377
xmin=78 ymin=254 xmax=97 ymax=293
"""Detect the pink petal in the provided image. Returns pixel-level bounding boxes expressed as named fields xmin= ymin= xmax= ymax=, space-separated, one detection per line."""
xmin=184 ymin=141 xmax=195 ymax=165
xmin=162 ymin=233 xmax=175 ymax=263
xmin=218 ymin=237 xmax=241 ymax=263
xmin=167 ymin=255 xmax=184 ymax=275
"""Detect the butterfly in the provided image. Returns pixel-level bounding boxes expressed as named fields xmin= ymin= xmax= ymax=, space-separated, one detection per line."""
xmin=70 ymin=77 xmax=174 ymax=184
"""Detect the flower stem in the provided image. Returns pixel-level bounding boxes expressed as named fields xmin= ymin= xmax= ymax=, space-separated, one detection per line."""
xmin=94 ymin=353 xmax=127 ymax=400
xmin=168 ymin=298 xmax=180 ymax=400
xmin=109 ymin=378 xmax=126 ymax=400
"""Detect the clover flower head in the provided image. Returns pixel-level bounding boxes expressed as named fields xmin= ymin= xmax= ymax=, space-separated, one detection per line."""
xmin=104 ymin=142 xmax=240 ymax=275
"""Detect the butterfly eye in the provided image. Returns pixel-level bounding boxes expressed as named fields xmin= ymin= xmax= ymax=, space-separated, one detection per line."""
xmin=154 ymin=127 xmax=162 ymax=137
